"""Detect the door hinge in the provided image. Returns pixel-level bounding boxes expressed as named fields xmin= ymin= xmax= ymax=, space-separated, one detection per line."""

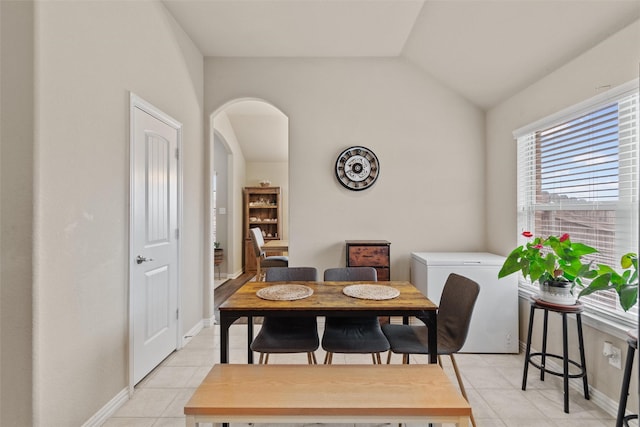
xmin=176 ymin=309 xmax=179 ymax=320
xmin=175 ymin=228 xmax=179 ymax=239
xmin=175 ymin=148 xmax=179 ymax=159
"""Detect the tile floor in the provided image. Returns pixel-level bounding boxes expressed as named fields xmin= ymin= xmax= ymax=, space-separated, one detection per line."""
xmin=103 ymin=322 xmax=618 ymax=427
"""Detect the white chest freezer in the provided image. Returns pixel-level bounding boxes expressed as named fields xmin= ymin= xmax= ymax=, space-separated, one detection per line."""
xmin=410 ymin=252 xmax=518 ymax=353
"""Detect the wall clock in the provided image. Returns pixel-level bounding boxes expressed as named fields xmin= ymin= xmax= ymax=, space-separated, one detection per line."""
xmin=335 ymin=146 xmax=380 ymax=191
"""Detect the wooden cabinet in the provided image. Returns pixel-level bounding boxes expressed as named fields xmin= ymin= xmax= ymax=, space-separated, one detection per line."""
xmin=243 ymin=187 xmax=282 ymax=272
xmin=346 ymin=240 xmax=391 ymax=281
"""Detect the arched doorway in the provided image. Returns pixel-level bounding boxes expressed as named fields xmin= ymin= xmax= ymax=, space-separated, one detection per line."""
xmin=207 ymin=99 xmax=289 ymax=321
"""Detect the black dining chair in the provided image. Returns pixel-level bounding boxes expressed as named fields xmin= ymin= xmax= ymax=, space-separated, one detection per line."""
xmin=382 ymin=273 xmax=480 ymax=427
xmin=321 ymin=267 xmax=390 ymax=364
xmin=249 ymin=227 xmax=288 ymax=281
xmin=250 ymin=267 xmax=320 ymax=364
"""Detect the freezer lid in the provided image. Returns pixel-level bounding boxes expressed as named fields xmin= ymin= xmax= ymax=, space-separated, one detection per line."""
xmin=411 ymin=252 xmax=506 ymax=266
xmin=410 ymin=252 xmax=429 ymax=266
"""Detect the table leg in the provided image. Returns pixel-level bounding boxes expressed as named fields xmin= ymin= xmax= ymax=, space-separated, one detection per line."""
xmin=218 ymin=313 xmax=235 ymax=427
xmin=219 ymin=313 xmax=241 ymax=364
xmin=425 ymin=311 xmax=438 ymax=364
xmin=247 ymin=316 xmax=254 ymax=364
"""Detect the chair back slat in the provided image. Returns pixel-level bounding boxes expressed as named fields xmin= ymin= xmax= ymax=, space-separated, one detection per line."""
xmin=249 ymin=227 xmax=265 ymax=258
xmin=324 ymin=267 xmax=377 ymax=282
xmin=266 ymin=267 xmax=318 ymax=282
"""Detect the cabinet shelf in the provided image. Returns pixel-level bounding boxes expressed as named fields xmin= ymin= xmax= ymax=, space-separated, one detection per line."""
xmin=243 ymin=187 xmax=282 ymax=273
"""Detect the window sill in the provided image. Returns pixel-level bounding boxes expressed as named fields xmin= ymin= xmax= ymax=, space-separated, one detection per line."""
xmin=518 ymin=287 xmax=637 ymax=341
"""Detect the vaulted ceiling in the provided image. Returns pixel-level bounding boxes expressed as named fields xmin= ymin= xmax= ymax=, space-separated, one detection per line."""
xmin=163 ymin=0 xmax=639 ymax=109
xmin=162 ymin=0 xmax=640 ymax=161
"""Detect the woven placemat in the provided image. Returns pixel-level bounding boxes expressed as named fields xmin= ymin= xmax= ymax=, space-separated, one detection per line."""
xmin=342 ymin=284 xmax=400 ymax=300
xmin=256 ymin=284 xmax=314 ymax=301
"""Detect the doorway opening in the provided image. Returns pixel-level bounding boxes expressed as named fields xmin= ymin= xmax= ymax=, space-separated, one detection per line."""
xmin=207 ymin=99 xmax=289 ymax=320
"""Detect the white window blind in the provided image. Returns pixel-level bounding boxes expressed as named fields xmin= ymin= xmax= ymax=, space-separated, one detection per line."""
xmin=514 ymin=80 xmax=639 ymax=321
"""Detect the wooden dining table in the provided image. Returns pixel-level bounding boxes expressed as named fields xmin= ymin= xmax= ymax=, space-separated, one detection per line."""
xmin=218 ymin=280 xmax=439 ymax=364
xmin=261 ymin=239 xmax=288 ymax=253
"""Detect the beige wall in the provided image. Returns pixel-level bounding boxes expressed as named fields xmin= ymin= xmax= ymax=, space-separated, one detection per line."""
xmin=487 ymin=19 xmax=640 ymax=412
xmin=0 ymin=1 xmax=205 ymax=425
xmin=2 ymin=1 xmax=637 ymax=424
xmin=205 ymin=57 xmax=486 ymax=278
xmin=1 ymin=1 xmax=35 ymax=425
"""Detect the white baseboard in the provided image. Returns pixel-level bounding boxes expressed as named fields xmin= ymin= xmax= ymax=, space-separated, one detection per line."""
xmin=182 ymin=321 xmax=205 ymax=347
xmin=81 ymin=387 xmax=129 ymax=427
xmin=230 ymin=268 xmax=244 ymax=279
xmin=204 ymin=314 xmax=217 ymax=326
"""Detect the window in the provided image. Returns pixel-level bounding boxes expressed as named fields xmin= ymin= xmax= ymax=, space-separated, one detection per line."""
xmin=514 ymin=80 xmax=639 ymax=322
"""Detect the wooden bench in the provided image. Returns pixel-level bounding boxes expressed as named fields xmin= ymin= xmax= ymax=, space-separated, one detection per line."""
xmin=184 ymin=364 xmax=472 ymax=426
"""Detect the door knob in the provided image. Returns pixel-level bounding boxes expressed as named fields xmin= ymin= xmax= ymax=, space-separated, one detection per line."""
xmin=136 ymin=255 xmax=154 ymax=264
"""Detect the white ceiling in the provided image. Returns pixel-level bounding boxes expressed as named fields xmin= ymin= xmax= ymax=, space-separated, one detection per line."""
xmin=163 ymin=0 xmax=640 ymax=160
xmin=223 ymin=101 xmax=289 ymax=162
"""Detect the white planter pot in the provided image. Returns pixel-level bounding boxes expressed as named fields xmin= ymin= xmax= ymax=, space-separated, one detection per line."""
xmin=539 ymin=280 xmax=577 ymax=305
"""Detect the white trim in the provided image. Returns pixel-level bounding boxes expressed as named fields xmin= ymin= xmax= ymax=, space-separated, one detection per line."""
xmin=207 ymin=124 xmax=215 ymax=321
xmin=182 ymin=321 xmax=205 ymax=347
xmin=513 ymin=78 xmax=639 ymax=138
xmin=204 ymin=315 xmax=217 ymax=327
xmin=128 ymin=92 xmax=183 ymax=393
xmin=80 ymin=388 xmax=129 ymax=427
xmin=130 ymin=93 xmax=182 ymax=129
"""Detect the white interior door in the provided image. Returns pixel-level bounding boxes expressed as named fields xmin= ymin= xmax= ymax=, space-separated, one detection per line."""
xmin=130 ymin=95 xmax=181 ymax=385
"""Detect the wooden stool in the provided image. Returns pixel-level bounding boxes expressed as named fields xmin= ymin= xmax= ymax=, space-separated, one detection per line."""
xmin=522 ymin=297 xmax=589 ymax=413
xmin=616 ymin=330 xmax=638 ymax=427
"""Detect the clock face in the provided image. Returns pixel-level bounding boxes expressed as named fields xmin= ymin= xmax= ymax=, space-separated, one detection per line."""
xmin=335 ymin=146 xmax=380 ymax=191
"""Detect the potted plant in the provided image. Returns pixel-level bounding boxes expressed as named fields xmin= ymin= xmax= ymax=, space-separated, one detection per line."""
xmin=498 ymin=232 xmax=599 ymax=305
xmin=499 ymin=231 xmax=638 ymax=310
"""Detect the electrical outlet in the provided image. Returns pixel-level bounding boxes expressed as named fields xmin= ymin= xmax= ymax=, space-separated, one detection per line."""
xmin=608 ymin=346 xmax=622 ymax=369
